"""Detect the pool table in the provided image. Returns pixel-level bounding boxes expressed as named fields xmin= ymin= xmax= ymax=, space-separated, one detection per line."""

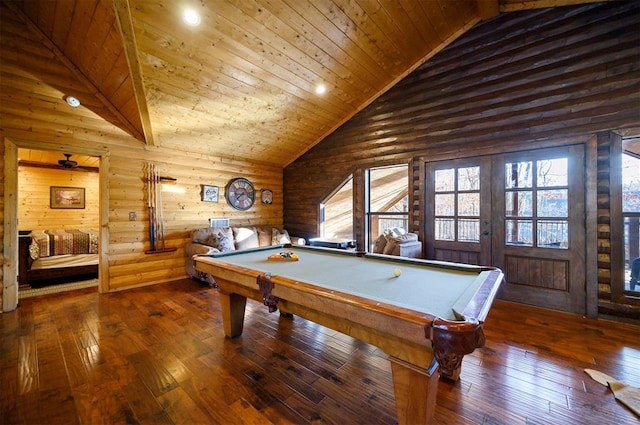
xmin=194 ymin=245 xmax=503 ymax=424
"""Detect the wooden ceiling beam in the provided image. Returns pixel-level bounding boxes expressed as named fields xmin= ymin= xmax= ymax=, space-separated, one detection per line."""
xmin=2 ymin=0 xmax=146 ymax=143
xmin=112 ymin=0 xmax=156 ymax=146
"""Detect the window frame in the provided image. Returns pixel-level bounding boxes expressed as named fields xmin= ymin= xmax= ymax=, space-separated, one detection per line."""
xmin=319 ymin=174 xmax=354 ymax=240
xmin=610 ymin=135 xmax=640 ymax=304
xmin=365 ymin=164 xmax=410 ymax=252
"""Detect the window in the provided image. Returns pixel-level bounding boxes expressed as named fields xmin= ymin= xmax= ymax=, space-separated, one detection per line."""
xmin=504 ymin=158 xmax=569 ymax=249
xmin=366 ymin=165 xmax=409 ymax=251
xmin=320 ymin=176 xmax=353 ymax=240
xmin=434 ymin=166 xmax=480 ymax=242
xmin=622 ymin=151 xmax=640 ymax=293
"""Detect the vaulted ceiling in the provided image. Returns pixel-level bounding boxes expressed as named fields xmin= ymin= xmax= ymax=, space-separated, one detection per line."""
xmin=6 ymin=0 xmax=607 ymax=167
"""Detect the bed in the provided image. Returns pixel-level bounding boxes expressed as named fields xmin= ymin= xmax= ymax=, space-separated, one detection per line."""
xmin=18 ymin=229 xmax=99 ymax=287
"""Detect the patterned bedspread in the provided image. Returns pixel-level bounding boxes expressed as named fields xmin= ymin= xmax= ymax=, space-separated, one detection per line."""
xmin=29 ymin=229 xmax=99 ymax=260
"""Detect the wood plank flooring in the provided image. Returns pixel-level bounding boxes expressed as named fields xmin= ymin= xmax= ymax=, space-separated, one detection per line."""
xmin=1 ymin=279 xmax=639 ymax=424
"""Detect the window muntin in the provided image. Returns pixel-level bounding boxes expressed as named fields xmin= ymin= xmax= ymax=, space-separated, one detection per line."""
xmin=434 ymin=166 xmax=480 ymax=243
xmin=504 ymin=158 xmax=569 ymax=249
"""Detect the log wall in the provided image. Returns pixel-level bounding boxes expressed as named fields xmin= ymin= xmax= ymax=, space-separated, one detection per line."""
xmin=17 ymin=166 xmax=100 ymax=231
xmin=284 ymin=2 xmax=640 ymax=318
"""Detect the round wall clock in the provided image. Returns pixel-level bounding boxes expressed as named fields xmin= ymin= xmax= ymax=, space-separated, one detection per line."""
xmin=225 ymin=178 xmax=255 ymax=211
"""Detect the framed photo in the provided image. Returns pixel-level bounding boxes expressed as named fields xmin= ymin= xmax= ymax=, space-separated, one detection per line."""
xmin=202 ymin=185 xmax=219 ymax=202
xmin=261 ymin=189 xmax=273 ymax=204
xmin=50 ymin=186 xmax=85 ymax=209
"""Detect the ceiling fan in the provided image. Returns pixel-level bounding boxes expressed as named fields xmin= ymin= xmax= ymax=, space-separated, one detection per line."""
xmin=58 ymin=153 xmax=78 ymax=169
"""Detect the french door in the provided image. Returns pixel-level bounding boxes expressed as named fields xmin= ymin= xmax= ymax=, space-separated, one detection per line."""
xmin=425 ymin=157 xmax=492 ymax=266
xmin=425 ymin=146 xmax=586 ymax=314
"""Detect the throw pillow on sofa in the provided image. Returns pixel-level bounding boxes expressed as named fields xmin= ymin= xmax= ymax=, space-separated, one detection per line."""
xmin=205 ymin=227 xmax=235 ymax=252
xmin=257 ymin=227 xmax=272 ymax=246
xmin=233 ymin=227 xmax=260 ymax=250
xmin=373 ymin=234 xmax=387 ymax=254
xmin=383 ymin=232 xmax=418 ymax=255
xmin=272 ymin=228 xmax=291 ymax=244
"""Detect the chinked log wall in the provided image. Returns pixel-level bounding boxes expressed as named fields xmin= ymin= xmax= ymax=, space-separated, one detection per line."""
xmin=284 ymin=2 xmax=640 ymax=318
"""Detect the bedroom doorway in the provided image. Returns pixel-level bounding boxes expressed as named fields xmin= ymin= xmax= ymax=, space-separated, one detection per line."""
xmin=3 ymin=138 xmax=110 ymax=312
xmin=17 ymin=148 xmax=101 ymax=298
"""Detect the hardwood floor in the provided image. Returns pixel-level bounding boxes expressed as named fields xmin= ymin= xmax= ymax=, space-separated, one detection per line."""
xmin=1 ymin=279 xmax=639 ymax=424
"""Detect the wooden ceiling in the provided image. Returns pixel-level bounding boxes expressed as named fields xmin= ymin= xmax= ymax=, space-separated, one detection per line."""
xmin=8 ymin=0 xmax=607 ymax=167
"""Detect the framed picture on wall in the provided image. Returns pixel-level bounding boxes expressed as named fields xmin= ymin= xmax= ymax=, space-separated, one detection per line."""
xmin=202 ymin=185 xmax=219 ymax=202
xmin=50 ymin=186 xmax=85 ymax=209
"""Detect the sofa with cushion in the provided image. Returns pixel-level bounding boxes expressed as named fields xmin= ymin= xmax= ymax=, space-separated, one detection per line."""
xmin=371 ymin=228 xmax=422 ymax=259
xmin=185 ymin=226 xmax=305 ymax=285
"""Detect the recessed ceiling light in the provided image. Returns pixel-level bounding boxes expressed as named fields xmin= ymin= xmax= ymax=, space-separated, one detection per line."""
xmin=183 ymin=8 xmax=201 ymax=26
xmin=65 ymin=96 xmax=80 ymax=107
xmin=315 ymin=84 xmax=326 ymax=95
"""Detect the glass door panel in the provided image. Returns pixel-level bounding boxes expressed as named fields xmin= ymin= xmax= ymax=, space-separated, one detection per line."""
xmin=426 ymin=157 xmax=491 ymax=265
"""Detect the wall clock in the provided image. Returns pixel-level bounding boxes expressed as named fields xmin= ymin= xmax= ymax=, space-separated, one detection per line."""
xmin=225 ymin=178 xmax=255 ymax=211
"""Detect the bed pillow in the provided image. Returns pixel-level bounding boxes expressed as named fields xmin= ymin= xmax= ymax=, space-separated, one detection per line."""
xmin=29 ymin=240 xmax=40 ymax=260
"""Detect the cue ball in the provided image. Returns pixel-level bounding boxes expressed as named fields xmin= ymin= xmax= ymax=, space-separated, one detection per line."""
xmin=393 ymin=268 xmax=401 ymax=277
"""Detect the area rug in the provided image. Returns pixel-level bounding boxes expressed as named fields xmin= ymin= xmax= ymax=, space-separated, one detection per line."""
xmin=19 ymin=278 xmax=98 ymax=299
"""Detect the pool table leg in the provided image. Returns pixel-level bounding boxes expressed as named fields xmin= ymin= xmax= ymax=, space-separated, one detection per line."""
xmin=389 ymin=357 xmax=439 ymax=425
xmin=219 ymin=291 xmax=247 ymax=338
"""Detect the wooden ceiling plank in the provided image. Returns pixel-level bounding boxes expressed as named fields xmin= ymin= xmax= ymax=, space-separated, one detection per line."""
xmin=395 ymin=1 xmax=442 ymax=49
xmin=64 ymin=0 xmax=99 ymax=62
xmin=112 ymin=0 xmax=156 ymax=146
xmin=372 ymin=0 xmax=437 ymax=51
xmin=280 ymin=0 xmax=392 ymax=81
xmin=416 ymin=1 xmax=456 ymax=43
xmin=50 ymin=0 xmax=76 ymax=48
xmin=202 ymin=3 xmax=355 ymax=108
xmin=34 ymin=0 xmax=56 ymax=36
xmin=137 ymin=39 xmax=350 ymax=133
xmin=135 ymin=5 xmax=355 ymax=116
xmin=221 ymin=0 xmax=375 ymax=104
xmin=77 ymin=0 xmax=114 ymax=75
xmin=256 ymin=0 xmax=385 ymax=86
xmin=476 ymin=0 xmax=501 ymax=19
xmin=87 ymin=26 xmax=119 ymax=84
xmin=144 ymin=96 xmax=309 ymax=136
xmin=319 ymin=0 xmax=412 ymax=75
xmin=249 ymin=0 xmax=377 ymax=93
xmin=141 ymin=50 xmax=340 ymax=128
xmin=4 ymin=1 xmax=146 ymax=143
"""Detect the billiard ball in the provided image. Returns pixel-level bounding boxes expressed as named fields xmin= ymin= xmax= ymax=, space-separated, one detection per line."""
xmin=393 ymin=268 xmax=402 ymax=277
